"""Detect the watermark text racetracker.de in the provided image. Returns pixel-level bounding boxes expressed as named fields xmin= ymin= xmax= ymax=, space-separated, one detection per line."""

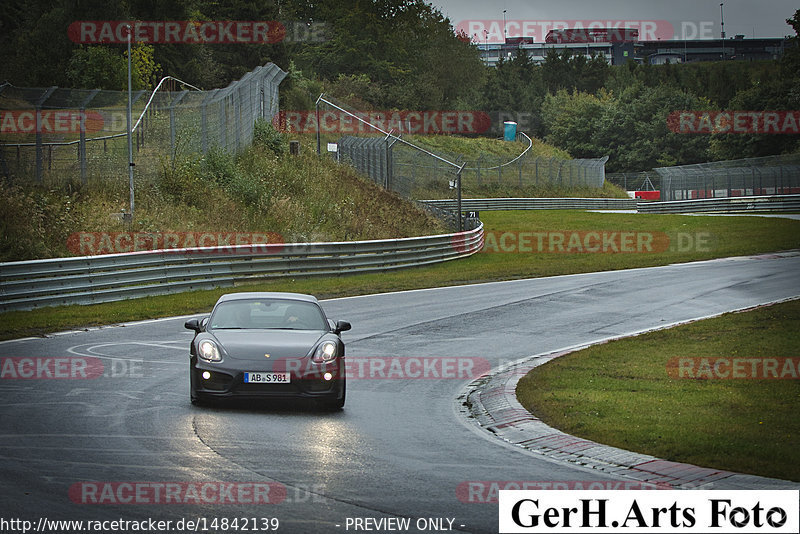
xmin=68 ymin=481 xmax=294 ymax=505
xmin=68 ymin=20 xmax=328 ymax=44
xmin=478 ymin=231 xmax=714 ymax=254
xmin=0 ymin=356 xmax=146 ymax=379
xmin=274 ymin=110 xmax=492 ymax=135
xmin=0 ymin=356 xmax=102 ymax=380
xmin=668 ymin=357 xmax=800 ymax=380
xmin=276 ymin=356 xmax=492 ymax=380
xmin=455 ymin=19 xmax=717 ymax=43
xmin=669 ymin=111 xmax=800 ymax=135
xmin=67 ymin=231 xmax=284 ymax=256
xmin=457 ymin=481 xmax=670 ymax=504
xmin=0 ymin=110 xmax=105 ymax=135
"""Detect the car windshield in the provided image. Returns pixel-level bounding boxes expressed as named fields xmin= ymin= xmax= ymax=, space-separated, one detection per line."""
xmin=209 ymin=299 xmax=328 ymax=331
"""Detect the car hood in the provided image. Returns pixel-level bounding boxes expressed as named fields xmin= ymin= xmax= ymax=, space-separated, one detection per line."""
xmin=209 ymin=329 xmax=326 ymax=361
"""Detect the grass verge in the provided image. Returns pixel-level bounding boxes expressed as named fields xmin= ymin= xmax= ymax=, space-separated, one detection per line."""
xmin=516 ymin=299 xmax=800 ymax=482
xmin=1 ymin=210 xmax=798 ymax=341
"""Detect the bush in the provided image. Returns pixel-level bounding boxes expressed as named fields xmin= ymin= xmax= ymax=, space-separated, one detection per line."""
xmin=253 ymin=119 xmax=289 ymax=155
xmin=0 ymin=180 xmax=78 ymax=260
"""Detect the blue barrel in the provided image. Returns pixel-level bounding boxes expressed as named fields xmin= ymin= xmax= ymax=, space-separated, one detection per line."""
xmin=503 ymin=121 xmax=517 ymax=141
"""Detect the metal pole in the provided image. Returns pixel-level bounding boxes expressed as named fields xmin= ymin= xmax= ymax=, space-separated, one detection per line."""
xmin=317 ymin=96 xmax=461 ymax=170
xmin=484 ymin=31 xmax=488 ymax=66
xmin=720 ymin=3 xmax=725 ymax=59
xmin=315 ymin=96 xmax=322 ymax=155
xmin=33 ymin=87 xmax=57 ymax=184
xmin=456 ymin=163 xmax=466 ymax=232
xmin=35 ymin=108 xmax=43 ymax=183
xmin=126 ymin=25 xmax=135 ymax=222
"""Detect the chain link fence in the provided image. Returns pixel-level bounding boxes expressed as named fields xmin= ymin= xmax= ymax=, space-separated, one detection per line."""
xmin=337 ymin=139 xmax=609 ymax=199
xmin=606 ymin=171 xmax=661 ymax=192
xmin=336 ymin=136 xmax=394 ymax=190
xmin=0 ymin=63 xmax=286 ymax=186
xmin=313 ymin=96 xmax=608 ymax=201
xmin=393 ymin=149 xmax=608 ymax=199
xmin=655 ymin=154 xmax=800 ymax=201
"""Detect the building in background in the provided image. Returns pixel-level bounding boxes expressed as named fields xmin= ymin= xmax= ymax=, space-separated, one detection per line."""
xmin=477 ymin=31 xmax=792 ymax=66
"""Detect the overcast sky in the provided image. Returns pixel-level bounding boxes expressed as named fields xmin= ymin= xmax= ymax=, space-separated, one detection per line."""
xmin=428 ymin=0 xmax=798 ymax=41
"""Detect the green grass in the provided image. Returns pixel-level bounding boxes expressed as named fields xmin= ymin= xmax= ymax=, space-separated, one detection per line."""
xmin=0 ymin=140 xmax=447 ymax=261
xmin=404 ymin=134 xmax=570 ymax=160
xmin=517 ymin=299 xmax=800 ymax=481
xmin=1 ymin=131 xmax=614 ymax=262
xmin=1 ymin=210 xmax=798 ymax=341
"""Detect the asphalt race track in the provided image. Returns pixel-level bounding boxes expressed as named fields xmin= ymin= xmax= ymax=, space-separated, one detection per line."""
xmin=1 ymin=253 xmax=799 ymax=533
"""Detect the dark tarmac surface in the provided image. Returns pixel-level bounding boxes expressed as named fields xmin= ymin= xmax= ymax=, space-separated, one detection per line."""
xmin=1 ymin=253 xmax=798 ymax=533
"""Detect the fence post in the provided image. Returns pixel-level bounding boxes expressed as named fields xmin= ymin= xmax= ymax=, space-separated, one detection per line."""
xmin=234 ymin=86 xmax=242 ymax=151
xmin=200 ymin=90 xmax=214 ymax=154
xmin=456 ymin=162 xmax=466 ymax=232
xmin=386 ymin=135 xmax=398 ymax=192
xmin=78 ymin=90 xmax=99 ymax=184
xmin=219 ymin=97 xmax=227 ymax=151
xmin=168 ymin=90 xmax=189 ymax=158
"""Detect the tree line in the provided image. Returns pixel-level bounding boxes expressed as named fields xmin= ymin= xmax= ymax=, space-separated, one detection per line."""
xmin=1 ymin=1 xmax=797 ymax=172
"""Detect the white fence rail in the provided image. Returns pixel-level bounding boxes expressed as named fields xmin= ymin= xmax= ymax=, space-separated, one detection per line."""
xmin=421 ymin=198 xmax=637 ymax=211
xmin=423 ymin=195 xmax=800 ymax=214
xmin=637 ymin=194 xmax=800 ymax=214
xmin=0 ymin=224 xmax=484 ymax=312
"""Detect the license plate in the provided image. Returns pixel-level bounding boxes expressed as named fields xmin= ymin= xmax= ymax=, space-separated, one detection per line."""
xmin=244 ymin=372 xmax=291 ymax=384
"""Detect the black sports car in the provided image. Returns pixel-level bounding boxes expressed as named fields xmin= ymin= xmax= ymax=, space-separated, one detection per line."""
xmin=185 ymin=292 xmax=350 ymax=409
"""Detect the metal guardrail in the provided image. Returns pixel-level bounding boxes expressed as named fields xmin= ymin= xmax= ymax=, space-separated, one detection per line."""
xmin=6 ymin=193 xmax=793 ymax=312
xmin=0 ymin=224 xmax=484 ymax=312
xmin=420 ymin=198 xmax=637 ymax=211
xmin=424 ymin=195 xmax=800 ymax=214
xmin=636 ymin=194 xmax=800 ymax=214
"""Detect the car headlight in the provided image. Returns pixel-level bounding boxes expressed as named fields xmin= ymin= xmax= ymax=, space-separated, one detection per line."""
xmin=312 ymin=341 xmax=337 ymax=364
xmin=198 ymin=340 xmax=222 ymax=362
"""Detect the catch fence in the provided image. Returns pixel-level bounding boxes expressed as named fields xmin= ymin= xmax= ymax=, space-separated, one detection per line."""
xmin=606 ymin=172 xmax=661 ymax=192
xmin=313 ymin=96 xmax=607 ymax=200
xmin=655 ymin=154 xmax=800 ymax=201
xmin=393 ymin=150 xmax=608 ymax=199
xmin=0 ymin=63 xmax=286 ymax=186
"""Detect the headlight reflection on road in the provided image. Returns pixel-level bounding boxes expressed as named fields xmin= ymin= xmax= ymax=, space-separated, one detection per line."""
xmin=304 ymin=418 xmax=359 ymax=474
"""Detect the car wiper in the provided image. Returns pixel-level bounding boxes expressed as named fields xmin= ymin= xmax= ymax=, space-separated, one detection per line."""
xmin=212 ymin=326 xmax=245 ymax=329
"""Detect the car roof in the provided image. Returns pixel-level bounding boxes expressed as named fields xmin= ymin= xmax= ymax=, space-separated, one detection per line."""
xmin=215 ymin=292 xmax=319 ymax=304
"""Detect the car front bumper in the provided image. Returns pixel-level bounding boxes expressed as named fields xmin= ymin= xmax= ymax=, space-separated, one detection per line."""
xmin=190 ymin=356 xmax=345 ymax=402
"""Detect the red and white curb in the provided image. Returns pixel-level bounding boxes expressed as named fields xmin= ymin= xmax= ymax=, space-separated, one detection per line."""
xmin=457 ymin=347 xmax=800 ymax=490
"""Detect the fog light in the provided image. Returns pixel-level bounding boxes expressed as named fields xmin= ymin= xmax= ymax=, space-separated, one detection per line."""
xmin=323 ymin=372 xmax=333 ymax=381
xmin=202 ymin=371 xmax=211 ymax=380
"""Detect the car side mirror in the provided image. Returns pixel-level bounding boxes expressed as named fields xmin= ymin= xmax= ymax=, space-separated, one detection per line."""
xmin=334 ymin=321 xmax=351 ymax=334
xmin=185 ymin=318 xmax=203 ymax=333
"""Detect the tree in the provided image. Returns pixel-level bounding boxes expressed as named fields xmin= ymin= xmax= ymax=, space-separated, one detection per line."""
xmin=540 ymin=83 xmax=713 ymax=172
xmin=709 ymin=9 xmax=800 ymax=159
xmin=540 ymin=89 xmax=612 ymax=158
xmin=66 ymin=46 xmax=127 ymax=90
xmin=285 ymin=0 xmax=484 ymax=110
